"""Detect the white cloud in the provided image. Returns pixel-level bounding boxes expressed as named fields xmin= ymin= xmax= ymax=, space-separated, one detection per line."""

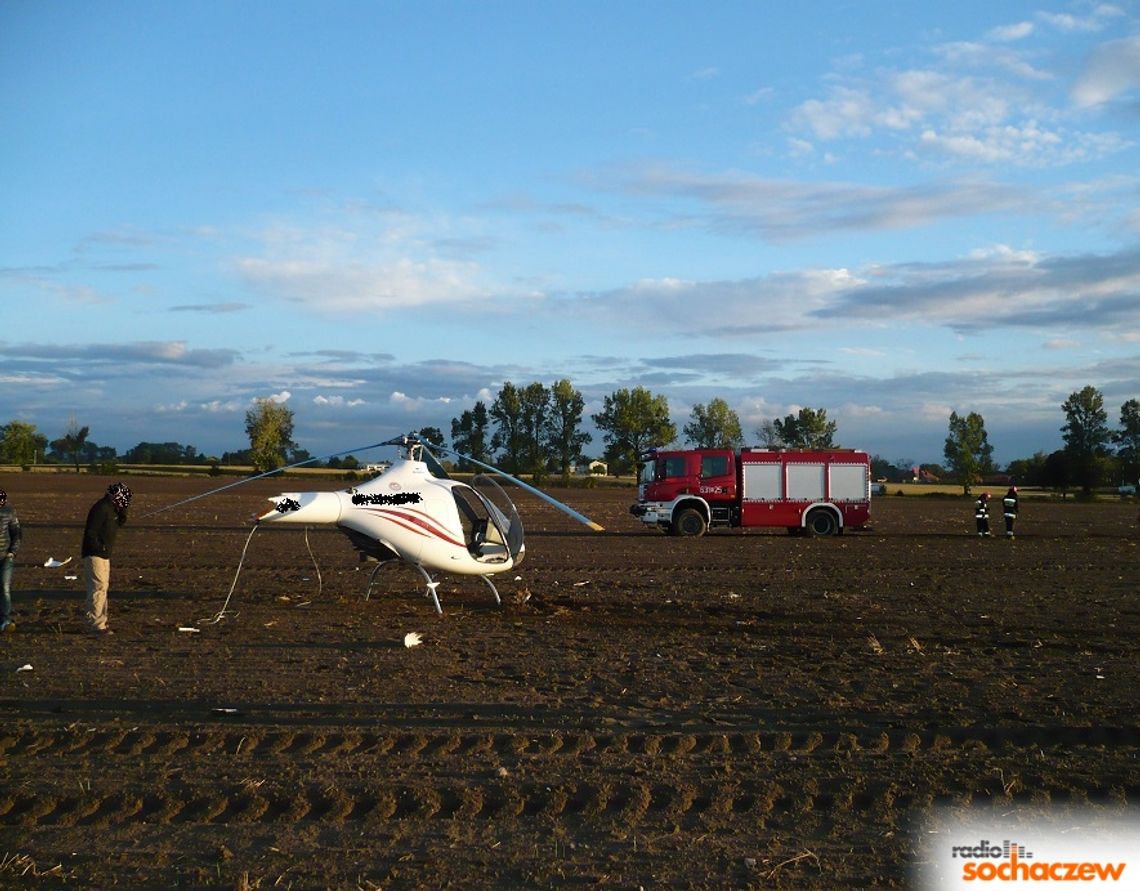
xmin=918 ymin=402 xmax=954 ymax=421
xmin=919 ymin=122 xmax=1067 ymax=163
xmin=784 ymin=26 xmax=1129 ymax=168
xmin=822 ymin=243 xmax=1140 ymax=335
xmin=235 ymin=213 xmax=492 ymax=314
xmin=927 ymin=121 xmax=1126 ymax=166
xmin=933 ymin=41 xmax=1051 ymax=81
xmin=986 ymin=21 xmax=1034 ymax=42
xmin=1039 ymin=6 xmax=1124 ymax=34
xmin=744 ymin=86 xmax=775 ymax=105
xmin=313 ymin=395 xmax=366 ymax=407
xmin=613 ymin=163 xmax=1031 ymax=238
xmin=0 ymin=372 xmax=68 ymax=386
xmin=156 ymin=399 xmax=246 ymax=414
xmin=838 ymin=347 xmax=887 ymax=358
xmin=237 ymin=254 xmax=485 ymax=313
xmin=839 ymin=402 xmax=887 ymax=418
xmin=786 ymin=137 xmax=815 ymax=158
xmin=790 ymin=87 xmax=876 ymax=139
xmin=389 ymin=391 xmax=455 ymax=411
xmin=1071 ymin=35 xmax=1140 ymax=107
xmin=200 ymin=400 xmax=245 ymax=413
xmin=966 ymin=244 xmax=1041 ymax=263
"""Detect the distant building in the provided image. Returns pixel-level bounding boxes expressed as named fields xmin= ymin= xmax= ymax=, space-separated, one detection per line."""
xmin=576 ymin=459 xmax=608 ymax=476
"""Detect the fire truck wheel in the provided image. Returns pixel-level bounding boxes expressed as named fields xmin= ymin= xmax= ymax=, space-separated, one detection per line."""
xmin=673 ymin=507 xmax=708 ymax=537
xmin=805 ymin=509 xmax=839 ymax=537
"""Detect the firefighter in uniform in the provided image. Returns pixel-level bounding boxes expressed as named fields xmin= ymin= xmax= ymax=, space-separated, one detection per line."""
xmin=1002 ymin=486 xmax=1019 ymax=539
xmin=974 ymin=492 xmax=991 ymax=537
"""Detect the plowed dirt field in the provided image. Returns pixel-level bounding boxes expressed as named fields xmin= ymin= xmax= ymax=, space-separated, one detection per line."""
xmin=1 ymin=473 xmax=1137 ymax=888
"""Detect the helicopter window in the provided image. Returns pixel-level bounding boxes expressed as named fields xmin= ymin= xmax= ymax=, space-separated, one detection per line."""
xmin=453 ymin=488 xmax=508 ymax=560
xmin=453 ymin=489 xmax=482 ymax=540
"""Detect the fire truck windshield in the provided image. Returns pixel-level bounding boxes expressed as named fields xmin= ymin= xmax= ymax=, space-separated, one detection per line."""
xmin=639 ymin=455 xmax=688 ymax=484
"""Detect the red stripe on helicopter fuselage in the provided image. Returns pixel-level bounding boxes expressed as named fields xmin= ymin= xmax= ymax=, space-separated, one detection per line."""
xmin=358 ymin=506 xmax=466 ymax=549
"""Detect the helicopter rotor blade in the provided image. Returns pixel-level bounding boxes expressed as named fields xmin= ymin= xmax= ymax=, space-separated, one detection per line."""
xmin=429 ymin=444 xmax=605 ymax=532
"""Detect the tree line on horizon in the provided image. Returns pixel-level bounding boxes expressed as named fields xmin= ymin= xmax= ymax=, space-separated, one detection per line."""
xmin=2 ymin=385 xmax=1137 ymax=496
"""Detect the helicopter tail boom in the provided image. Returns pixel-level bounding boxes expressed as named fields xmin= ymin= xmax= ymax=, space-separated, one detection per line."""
xmin=258 ymin=491 xmax=343 ymax=525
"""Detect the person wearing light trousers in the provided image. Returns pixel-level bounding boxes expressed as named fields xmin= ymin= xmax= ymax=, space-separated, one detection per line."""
xmin=82 ymin=482 xmax=131 ymax=634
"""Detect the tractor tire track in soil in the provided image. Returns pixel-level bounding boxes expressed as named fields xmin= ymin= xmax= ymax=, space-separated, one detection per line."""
xmin=1 ymin=474 xmax=1137 ymax=888
xmin=4 ymin=728 xmax=1138 ymax=828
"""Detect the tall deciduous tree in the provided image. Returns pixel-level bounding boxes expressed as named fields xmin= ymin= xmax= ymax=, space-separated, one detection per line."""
xmin=490 ymin=382 xmax=525 ymax=473
xmin=684 ymin=398 xmax=743 ymax=449
xmin=122 ymin=442 xmax=200 ymax=464
xmin=754 ymin=419 xmax=783 ymax=447
xmin=1061 ymin=386 xmax=1111 ymax=495
xmin=593 ymin=387 xmax=676 ymax=477
xmin=416 ymin=426 xmax=445 ymax=448
xmin=51 ymin=418 xmax=91 ymax=472
xmin=518 ymin=382 xmax=552 ymax=482
xmin=773 ymin=407 xmax=838 ymax=448
xmin=449 ymin=403 xmax=490 ymax=471
xmin=1043 ymin=449 xmax=1072 ymax=495
xmin=0 ymin=420 xmax=48 ymax=466
xmin=450 ymin=401 xmax=490 ymax=468
xmin=1005 ymin=452 xmax=1049 ymax=488
xmin=943 ymin=410 xmax=994 ymax=495
xmin=245 ymin=398 xmax=296 ymax=473
xmin=546 ymin=379 xmax=591 ymax=485
xmin=1115 ymin=399 xmax=1140 ymax=486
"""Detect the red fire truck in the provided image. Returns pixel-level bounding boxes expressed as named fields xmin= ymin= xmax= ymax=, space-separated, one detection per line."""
xmin=630 ymin=447 xmax=872 ymax=536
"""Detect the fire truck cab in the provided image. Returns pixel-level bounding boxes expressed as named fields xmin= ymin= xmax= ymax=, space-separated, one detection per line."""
xmin=631 ymin=447 xmax=871 ymax=536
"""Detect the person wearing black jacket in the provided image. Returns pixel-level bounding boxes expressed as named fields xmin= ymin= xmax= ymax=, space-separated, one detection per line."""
xmin=82 ymin=482 xmax=131 ymax=634
xmin=1 ymin=488 xmax=21 ymax=633
xmin=974 ymin=492 xmax=991 ymax=537
xmin=1002 ymin=486 xmax=1019 ymax=539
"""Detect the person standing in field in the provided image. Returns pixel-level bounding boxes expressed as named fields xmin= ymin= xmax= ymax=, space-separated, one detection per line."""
xmin=974 ymin=491 xmax=991 ymax=537
xmin=1 ymin=488 xmax=22 ymax=633
xmin=1002 ymin=486 xmax=1019 ymax=539
xmin=82 ymin=482 xmax=131 ymax=635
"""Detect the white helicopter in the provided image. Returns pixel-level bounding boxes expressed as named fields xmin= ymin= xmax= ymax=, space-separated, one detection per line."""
xmin=255 ymin=434 xmax=604 ymax=614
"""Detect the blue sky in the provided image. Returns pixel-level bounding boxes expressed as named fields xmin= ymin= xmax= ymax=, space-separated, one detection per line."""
xmin=2 ymin=1 xmax=1138 ymax=466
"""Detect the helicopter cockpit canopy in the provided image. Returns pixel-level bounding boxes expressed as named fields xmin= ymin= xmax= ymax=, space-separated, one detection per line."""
xmin=453 ymin=475 xmax=524 ymax=564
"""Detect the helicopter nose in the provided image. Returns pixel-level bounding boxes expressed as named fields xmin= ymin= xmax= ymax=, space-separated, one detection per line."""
xmin=258 ymin=491 xmax=343 ymax=525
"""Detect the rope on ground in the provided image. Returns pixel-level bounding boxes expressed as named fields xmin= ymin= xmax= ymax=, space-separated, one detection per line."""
xmin=199 ymin=524 xmax=260 ymax=625
xmin=304 ymin=526 xmax=323 ymax=598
